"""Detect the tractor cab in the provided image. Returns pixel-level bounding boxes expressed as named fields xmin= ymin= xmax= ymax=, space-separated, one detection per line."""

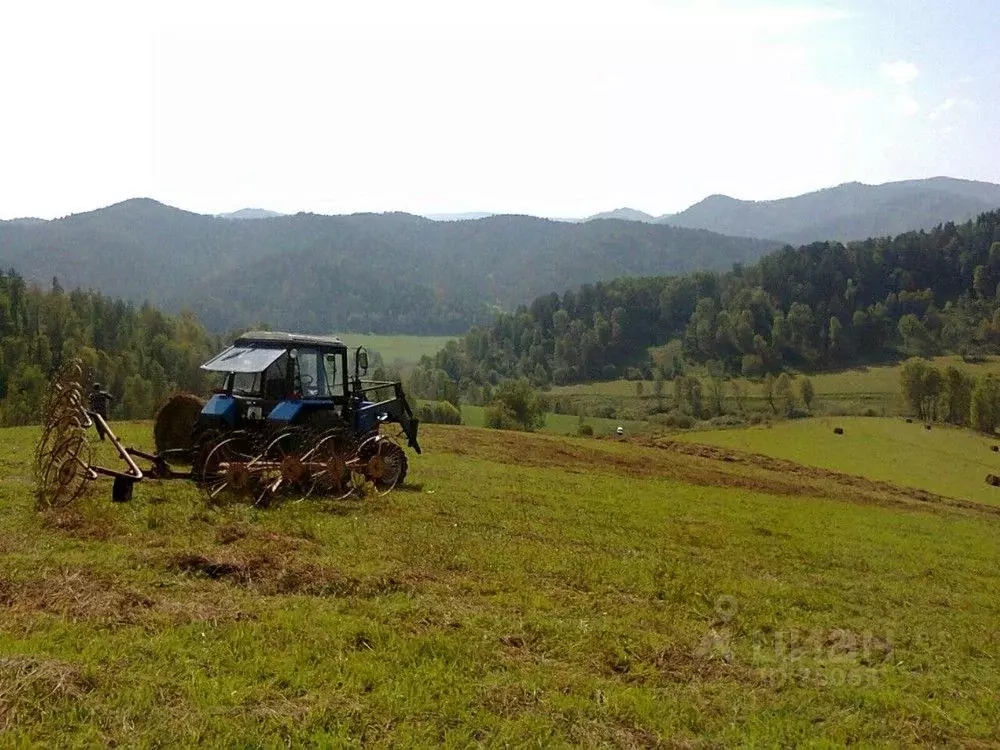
xmin=195 ymin=331 xmax=420 ymax=453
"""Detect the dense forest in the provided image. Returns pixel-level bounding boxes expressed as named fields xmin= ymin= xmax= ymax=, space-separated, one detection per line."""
xmin=0 ymin=270 xmax=218 ymax=426
xmin=0 ymin=200 xmax=777 ymax=335
xmin=411 ymin=211 xmax=1000 ymax=396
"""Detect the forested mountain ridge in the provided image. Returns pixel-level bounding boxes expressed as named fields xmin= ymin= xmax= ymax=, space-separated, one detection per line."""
xmin=0 ymin=200 xmax=776 ymax=335
xmin=663 ymin=177 xmax=1000 ymax=244
xmin=416 ymin=210 xmax=1000 ymax=391
xmin=578 ymin=178 xmax=1000 ymax=245
xmin=585 ymin=208 xmax=657 ymax=222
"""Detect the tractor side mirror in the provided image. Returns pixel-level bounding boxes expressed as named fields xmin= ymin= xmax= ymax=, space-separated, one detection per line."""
xmin=356 ymin=347 xmax=369 ymax=375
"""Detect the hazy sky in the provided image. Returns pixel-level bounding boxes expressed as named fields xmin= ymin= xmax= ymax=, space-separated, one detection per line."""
xmin=0 ymin=0 xmax=996 ymax=219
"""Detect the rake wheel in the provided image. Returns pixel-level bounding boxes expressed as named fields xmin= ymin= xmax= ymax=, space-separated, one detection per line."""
xmin=41 ymin=360 xmax=84 ymax=419
xmin=358 ymin=435 xmax=407 ymax=496
xmin=252 ymin=431 xmax=307 ymax=506
xmin=306 ymin=430 xmax=361 ymax=500
xmin=201 ymin=436 xmax=259 ymax=504
xmin=34 ymin=412 xmax=86 ymax=479
xmin=37 ymin=432 xmax=94 ymax=509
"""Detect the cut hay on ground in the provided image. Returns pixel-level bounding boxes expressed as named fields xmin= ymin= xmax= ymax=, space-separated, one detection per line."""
xmin=153 ymin=393 xmax=206 ymax=453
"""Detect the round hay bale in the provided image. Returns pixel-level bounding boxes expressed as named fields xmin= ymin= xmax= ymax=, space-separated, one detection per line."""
xmin=924 ymin=424 xmax=932 ymax=430
xmin=986 ymin=474 xmax=1000 ymax=487
xmin=992 ymin=445 xmax=999 ymax=453
xmin=154 ymin=393 xmax=206 ymax=453
xmin=833 ymin=427 xmax=844 ymax=435
xmin=905 ymin=418 xmax=913 ymax=423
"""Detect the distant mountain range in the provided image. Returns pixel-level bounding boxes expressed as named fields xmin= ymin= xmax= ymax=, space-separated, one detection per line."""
xmin=662 ymin=177 xmax=1000 ymax=244
xmin=0 ymin=200 xmax=776 ymax=335
xmin=2 ymin=176 xmax=997 ymax=335
xmin=217 ymin=208 xmax=285 ymax=220
xmin=423 ymin=212 xmax=495 ymax=222
xmin=580 ymin=177 xmax=1000 ymax=245
xmin=206 ymin=177 xmax=1000 ymax=245
xmin=584 ymin=208 xmax=657 ymax=223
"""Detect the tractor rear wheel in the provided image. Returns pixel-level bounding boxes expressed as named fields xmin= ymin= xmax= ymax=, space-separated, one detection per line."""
xmin=189 ymin=427 xmax=224 ymax=482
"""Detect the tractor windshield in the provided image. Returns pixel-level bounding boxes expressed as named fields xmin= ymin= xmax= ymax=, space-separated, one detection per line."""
xmin=231 ymin=372 xmax=260 ymax=396
xmin=228 ymin=353 xmax=288 ymax=398
xmin=294 ymin=348 xmax=335 ymax=398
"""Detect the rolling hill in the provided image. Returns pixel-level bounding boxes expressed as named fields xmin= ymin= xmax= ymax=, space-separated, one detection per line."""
xmin=584 ymin=208 xmax=657 ymax=222
xmin=662 ymin=177 xmax=1000 ymax=244
xmin=580 ymin=177 xmax=1000 ymax=244
xmin=0 ymin=200 xmax=776 ymax=335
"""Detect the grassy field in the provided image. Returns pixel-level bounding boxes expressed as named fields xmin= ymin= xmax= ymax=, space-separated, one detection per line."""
xmin=459 ymin=405 xmax=650 ymax=437
xmin=675 ymin=415 xmax=1000 ymax=507
xmin=549 ymin=354 xmax=1000 ymax=416
xmin=2 ymin=421 xmax=999 ymax=744
xmin=334 ymin=334 xmax=455 ymax=369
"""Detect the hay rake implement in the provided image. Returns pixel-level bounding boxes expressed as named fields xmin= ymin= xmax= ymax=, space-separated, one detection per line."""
xmin=197 ymin=428 xmax=404 ymax=506
xmin=32 ymin=353 xmax=414 ymax=508
xmin=34 ymin=359 xmax=146 ymax=508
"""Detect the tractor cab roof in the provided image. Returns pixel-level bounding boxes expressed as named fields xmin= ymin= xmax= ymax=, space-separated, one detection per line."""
xmin=234 ymin=331 xmax=348 ymax=351
xmin=200 ymin=331 xmax=349 ymax=373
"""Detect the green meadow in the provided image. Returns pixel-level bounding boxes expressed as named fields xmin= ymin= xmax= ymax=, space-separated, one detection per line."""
xmin=676 ymin=415 xmax=1000 ymax=507
xmin=335 ymin=334 xmax=456 ymax=369
xmin=1 ymin=419 xmax=998 ymax=744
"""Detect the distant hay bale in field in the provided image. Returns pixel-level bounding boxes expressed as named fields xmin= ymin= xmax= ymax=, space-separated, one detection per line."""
xmin=153 ymin=393 xmax=206 ymax=453
xmin=905 ymin=418 xmax=913 ymax=423
xmin=833 ymin=427 xmax=844 ymax=435
xmin=924 ymin=424 xmax=932 ymax=431
xmin=992 ymin=445 xmax=999 ymax=453
xmin=986 ymin=474 xmax=1000 ymax=487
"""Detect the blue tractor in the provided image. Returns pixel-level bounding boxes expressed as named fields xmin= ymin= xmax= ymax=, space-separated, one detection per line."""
xmin=186 ymin=331 xmax=421 ymax=503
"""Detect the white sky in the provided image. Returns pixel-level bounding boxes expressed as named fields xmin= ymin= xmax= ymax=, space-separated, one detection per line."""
xmin=0 ymin=0 xmax=996 ymax=219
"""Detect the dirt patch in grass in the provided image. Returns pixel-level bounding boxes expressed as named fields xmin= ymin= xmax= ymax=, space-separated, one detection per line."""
xmin=40 ymin=507 xmax=120 ymax=541
xmin=0 ymin=655 xmax=92 ymax=730
xmin=479 ymin=683 xmax=543 ymax=718
xmin=599 ymin=640 xmax=757 ymax=688
xmin=215 ymin=522 xmax=251 ymax=545
xmin=0 ymin=569 xmax=250 ymax=628
xmin=164 ymin=550 xmax=412 ymax=598
xmin=215 ymin=523 xmax=317 ymax=552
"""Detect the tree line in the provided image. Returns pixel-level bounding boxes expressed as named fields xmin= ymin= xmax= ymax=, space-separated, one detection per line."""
xmin=0 ymin=271 xmax=219 ymax=426
xmin=899 ymin=357 xmax=1000 ymax=434
xmin=408 ymin=210 xmax=1000 ymax=398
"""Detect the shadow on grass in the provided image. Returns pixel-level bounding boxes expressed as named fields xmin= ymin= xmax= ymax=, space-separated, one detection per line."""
xmin=394 ymin=483 xmax=425 ymax=493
